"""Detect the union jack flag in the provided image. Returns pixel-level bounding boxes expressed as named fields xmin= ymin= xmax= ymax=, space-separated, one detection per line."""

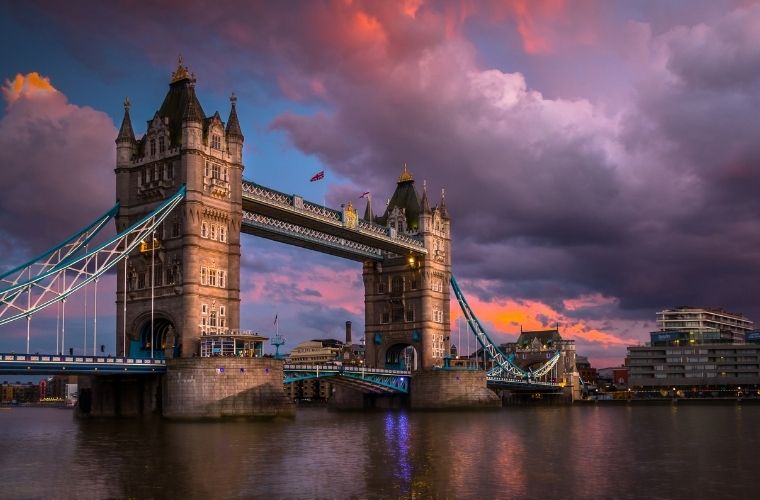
xmin=310 ymin=170 xmax=325 ymax=182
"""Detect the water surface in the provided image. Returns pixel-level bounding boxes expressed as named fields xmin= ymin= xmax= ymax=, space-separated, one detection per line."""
xmin=0 ymin=405 xmax=756 ymax=499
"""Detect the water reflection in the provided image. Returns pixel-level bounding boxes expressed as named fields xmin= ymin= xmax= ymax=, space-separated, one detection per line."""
xmin=2 ymin=405 xmax=760 ymax=498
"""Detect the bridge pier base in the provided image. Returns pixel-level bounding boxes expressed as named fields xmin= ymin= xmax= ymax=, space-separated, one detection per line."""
xmin=162 ymin=358 xmax=295 ymax=419
xmin=77 ymin=375 xmax=161 ymax=417
xmin=410 ymin=370 xmax=501 ymax=409
xmin=328 ymin=385 xmax=408 ymax=410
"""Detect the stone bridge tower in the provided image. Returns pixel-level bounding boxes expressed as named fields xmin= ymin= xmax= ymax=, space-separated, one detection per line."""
xmin=114 ymin=59 xmax=243 ymax=358
xmin=363 ymin=166 xmax=451 ymax=371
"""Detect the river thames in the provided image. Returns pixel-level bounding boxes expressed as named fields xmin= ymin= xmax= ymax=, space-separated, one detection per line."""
xmin=1 ymin=404 xmax=757 ymax=499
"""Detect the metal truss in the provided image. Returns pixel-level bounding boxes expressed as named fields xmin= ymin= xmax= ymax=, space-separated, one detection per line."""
xmin=242 ymin=211 xmax=384 ymax=260
xmin=451 ymin=275 xmax=560 ymax=382
xmin=242 ymin=179 xmax=426 ymax=254
xmin=0 ymin=187 xmax=186 ymax=326
xmin=0 ymin=203 xmax=118 ymax=287
xmin=283 ymin=364 xmax=410 ymax=393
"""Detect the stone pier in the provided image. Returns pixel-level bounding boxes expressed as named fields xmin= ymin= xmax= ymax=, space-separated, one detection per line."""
xmin=410 ymin=370 xmax=501 ymax=409
xmin=162 ymin=357 xmax=295 ymax=419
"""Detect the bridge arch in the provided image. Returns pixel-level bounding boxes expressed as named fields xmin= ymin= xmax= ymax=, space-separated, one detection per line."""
xmin=383 ymin=343 xmax=419 ymax=371
xmin=132 ymin=313 xmax=179 ymax=359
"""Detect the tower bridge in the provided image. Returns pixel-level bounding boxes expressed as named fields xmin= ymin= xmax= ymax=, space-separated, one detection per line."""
xmin=0 ymin=59 xmax=578 ymax=417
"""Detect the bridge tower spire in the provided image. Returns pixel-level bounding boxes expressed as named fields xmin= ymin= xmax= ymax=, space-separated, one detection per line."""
xmin=363 ymin=165 xmax=452 ymax=371
xmin=114 ymin=59 xmax=244 ymax=359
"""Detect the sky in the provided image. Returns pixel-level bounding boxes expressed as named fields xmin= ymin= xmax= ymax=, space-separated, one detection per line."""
xmin=2 ymin=0 xmax=760 ymax=368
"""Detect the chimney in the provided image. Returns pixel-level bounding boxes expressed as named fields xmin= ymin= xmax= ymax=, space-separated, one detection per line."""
xmin=345 ymin=321 xmax=352 ymax=345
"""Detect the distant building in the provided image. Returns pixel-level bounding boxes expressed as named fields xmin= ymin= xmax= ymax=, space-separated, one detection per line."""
xmin=654 ymin=307 xmax=753 ymax=345
xmin=576 ymin=355 xmax=598 ymax=385
xmin=627 ymin=344 xmax=760 ymax=388
xmin=286 ymin=339 xmax=344 ymax=364
xmin=499 ymin=329 xmax=578 ymax=384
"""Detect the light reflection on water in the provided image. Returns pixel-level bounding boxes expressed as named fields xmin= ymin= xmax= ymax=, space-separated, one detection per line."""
xmin=1 ymin=405 xmax=759 ymax=499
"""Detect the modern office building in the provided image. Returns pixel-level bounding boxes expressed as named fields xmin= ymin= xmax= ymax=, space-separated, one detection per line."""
xmin=627 ymin=343 xmax=760 ymax=388
xmin=655 ymin=307 xmax=753 ymax=344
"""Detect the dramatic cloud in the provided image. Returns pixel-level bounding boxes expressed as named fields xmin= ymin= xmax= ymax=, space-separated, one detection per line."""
xmin=7 ymin=1 xmax=760 ymax=365
xmin=0 ymin=72 xmax=115 ymax=263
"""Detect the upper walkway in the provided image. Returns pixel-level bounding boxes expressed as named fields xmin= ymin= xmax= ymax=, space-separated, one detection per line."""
xmin=241 ymin=180 xmax=427 ymax=261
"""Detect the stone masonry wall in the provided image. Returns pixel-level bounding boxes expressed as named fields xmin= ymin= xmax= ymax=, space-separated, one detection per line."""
xmin=410 ymin=370 xmax=501 ymax=409
xmin=163 ymin=357 xmax=295 ymax=419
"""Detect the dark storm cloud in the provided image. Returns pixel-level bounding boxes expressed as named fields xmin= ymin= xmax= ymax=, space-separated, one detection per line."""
xmin=8 ymin=0 xmax=760 ymax=361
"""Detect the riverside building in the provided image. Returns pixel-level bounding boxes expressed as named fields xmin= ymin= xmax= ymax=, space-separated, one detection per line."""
xmin=627 ymin=308 xmax=760 ymax=391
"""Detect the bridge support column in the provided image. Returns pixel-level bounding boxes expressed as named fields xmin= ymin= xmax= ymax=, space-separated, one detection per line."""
xmin=328 ymin=385 xmax=407 ymax=410
xmin=410 ymin=370 xmax=500 ymax=409
xmin=77 ymin=375 xmax=161 ymax=417
xmin=162 ymin=357 xmax=295 ymax=419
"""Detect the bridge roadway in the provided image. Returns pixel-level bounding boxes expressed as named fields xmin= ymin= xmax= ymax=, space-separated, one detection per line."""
xmin=0 ymin=354 xmax=561 ymax=393
xmin=241 ymin=180 xmax=427 ymax=261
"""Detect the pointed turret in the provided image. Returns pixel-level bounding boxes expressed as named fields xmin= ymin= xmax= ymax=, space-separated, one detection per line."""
xmin=379 ymin=163 xmax=422 ymax=231
xmin=117 ymin=97 xmax=136 ymax=143
xmin=116 ymin=97 xmax=136 ymax=167
xmin=182 ymin=81 xmax=203 ymax=123
xmin=439 ymin=188 xmax=449 ymax=219
xmin=421 ymin=180 xmax=431 ymax=214
xmin=226 ymin=93 xmax=244 ymax=141
xmin=363 ymin=198 xmax=374 ymax=222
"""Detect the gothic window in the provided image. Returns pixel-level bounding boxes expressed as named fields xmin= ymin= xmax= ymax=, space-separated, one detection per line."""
xmin=138 ymin=272 xmax=146 ymax=289
xmin=392 ymin=304 xmax=404 ymax=323
xmin=211 ymin=163 xmax=221 ymax=179
xmin=219 ymin=226 xmax=226 ymax=243
xmin=154 ymin=264 xmax=162 ymax=286
xmin=432 ymin=277 xmax=443 ymax=293
xmin=406 ymin=305 xmax=415 ymax=322
xmin=211 ymin=134 xmax=221 ymax=150
xmin=223 ymin=167 xmax=228 ymax=182
xmin=201 ymin=221 xmax=208 ymax=238
xmin=200 ymin=266 xmax=208 ymax=285
xmin=219 ymin=306 xmax=226 ymax=317
xmin=433 ymin=306 xmax=443 ymax=323
xmin=166 ymin=266 xmax=174 ymax=285
xmin=150 ymin=139 xmax=156 ymax=157
xmin=210 ymin=224 xmax=217 ymax=240
xmin=201 ymin=303 xmax=208 ymax=315
xmin=204 ymin=161 xmax=210 ymax=177
xmin=391 ymin=276 xmax=404 ymax=294
xmin=218 ymin=270 xmax=226 ymax=288
xmin=380 ymin=307 xmax=390 ymax=324
xmin=209 ymin=311 xmax=218 ymax=327
xmin=208 ymin=269 xmax=217 ymax=287
xmin=159 ymin=136 xmax=165 ymax=154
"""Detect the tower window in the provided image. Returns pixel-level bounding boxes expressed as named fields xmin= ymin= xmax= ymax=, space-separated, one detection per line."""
xmin=154 ymin=264 xmax=162 ymax=286
xmin=211 ymin=134 xmax=221 ymax=150
xmin=200 ymin=266 xmax=208 ymax=285
xmin=219 ymin=270 xmax=226 ymax=288
xmin=208 ymin=269 xmax=217 ymax=287
xmin=201 ymin=221 xmax=208 ymax=238
xmin=219 ymin=306 xmax=226 ymax=317
xmin=172 ymin=218 xmax=181 ymax=238
xmin=406 ymin=305 xmax=415 ymax=322
xmin=150 ymin=139 xmax=156 ymax=157
xmin=219 ymin=226 xmax=226 ymax=242
xmin=391 ymin=276 xmax=404 ymax=294
xmin=210 ymin=224 xmax=217 ymax=240
xmin=159 ymin=136 xmax=165 ymax=154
